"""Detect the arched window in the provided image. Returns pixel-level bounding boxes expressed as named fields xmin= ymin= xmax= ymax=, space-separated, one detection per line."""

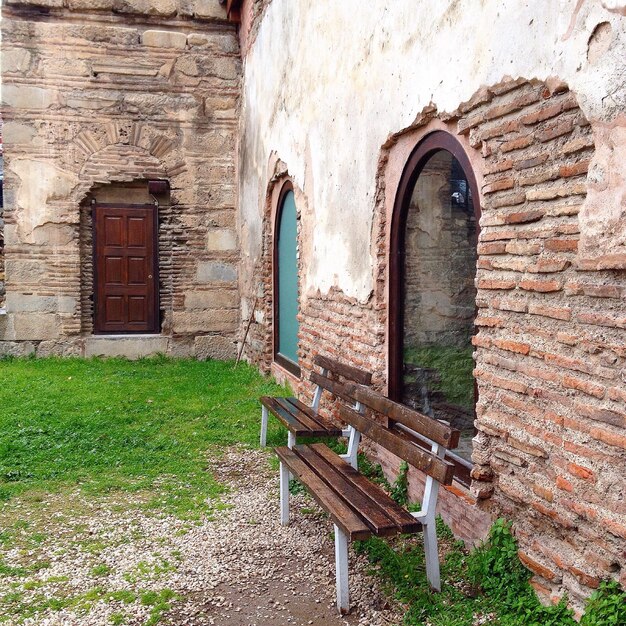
xmin=390 ymin=131 xmax=480 ymax=485
xmin=274 ymin=182 xmax=300 ymax=376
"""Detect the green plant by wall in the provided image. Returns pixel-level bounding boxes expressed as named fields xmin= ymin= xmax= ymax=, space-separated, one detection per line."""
xmin=390 ymin=461 xmax=409 ymax=507
xmin=579 ymin=580 xmax=626 ymax=626
xmin=356 ymin=513 xmax=626 ymax=625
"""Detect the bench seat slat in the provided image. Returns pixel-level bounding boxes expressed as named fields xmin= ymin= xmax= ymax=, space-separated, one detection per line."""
xmin=261 ymin=397 xmax=313 ymax=435
xmin=261 ymin=396 xmax=338 ymax=437
xmin=309 ymin=444 xmax=423 ymax=534
xmin=295 ymin=445 xmax=404 ymax=537
xmin=282 ymin=397 xmax=343 ymax=436
xmin=275 ymin=446 xmax=372 ymax=541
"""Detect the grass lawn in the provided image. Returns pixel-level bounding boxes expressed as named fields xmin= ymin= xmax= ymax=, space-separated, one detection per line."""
xmin=0 ymin=356 xmax=288 ymax=516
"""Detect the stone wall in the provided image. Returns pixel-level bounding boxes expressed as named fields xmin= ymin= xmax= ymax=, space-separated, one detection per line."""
xmin=1 ymin=0 xmax=241 ymax=358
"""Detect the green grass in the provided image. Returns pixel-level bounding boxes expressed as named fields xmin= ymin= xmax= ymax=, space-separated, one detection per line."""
xmin=355 ymin=516 xmax=626 ymax=626
xmin=404 ymin=345 xmax=474 ymax=409
xmin=0 ymin=356 xmax=288 ymax=517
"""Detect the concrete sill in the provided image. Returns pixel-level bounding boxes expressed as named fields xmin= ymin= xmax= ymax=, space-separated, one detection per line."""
xmin=90 ymin=334 xmax=162 ymax=339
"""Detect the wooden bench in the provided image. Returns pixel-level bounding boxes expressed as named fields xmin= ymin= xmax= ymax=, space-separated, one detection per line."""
xmin=260 ymin=355 xmax=372 ymax=468
xmin=274 ymin=384 xmax=459 ymax=614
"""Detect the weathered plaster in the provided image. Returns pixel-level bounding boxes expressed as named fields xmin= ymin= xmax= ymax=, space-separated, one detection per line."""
xmin=239 ymin=0 xmax=626 ymax=303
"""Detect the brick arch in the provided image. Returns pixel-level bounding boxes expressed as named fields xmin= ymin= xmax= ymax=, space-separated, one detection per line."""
xmin=244 ymin=157 xmax=306 ymax=378
xmin=72 ymin=143 xmax=169 ymax=205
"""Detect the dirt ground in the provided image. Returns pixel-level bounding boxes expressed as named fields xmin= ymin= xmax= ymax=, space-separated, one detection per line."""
xmin=2 ymin=448 xmax=402 ymax=626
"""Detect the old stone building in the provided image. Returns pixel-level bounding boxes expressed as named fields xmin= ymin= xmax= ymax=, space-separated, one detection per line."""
xmin=2 ymin=0 xmax=625 ymax=615
xmin=1 ymin=0 xmax=240 ymax=358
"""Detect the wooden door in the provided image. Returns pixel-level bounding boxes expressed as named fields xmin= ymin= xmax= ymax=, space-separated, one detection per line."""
xmin=94 ymin=204 xmax=158 ymax=334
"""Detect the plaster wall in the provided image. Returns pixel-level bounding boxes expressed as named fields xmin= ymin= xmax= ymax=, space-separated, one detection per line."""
xmin=238 ymin=0 xmax=626 ymax=307
xmin=238 ymin=0 xmax=626 ymax=611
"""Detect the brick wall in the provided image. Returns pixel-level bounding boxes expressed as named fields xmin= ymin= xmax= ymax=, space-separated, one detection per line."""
xmin=460 ymin=79 xmax=624 ymax=608
xmin=246 ymin=77 xmax=625 ymax=610
xmin=1 ymin=0 xmax=240 ymax=357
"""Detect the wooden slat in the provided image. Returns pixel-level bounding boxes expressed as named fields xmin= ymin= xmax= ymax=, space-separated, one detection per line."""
xmin=345 ymin=384 xmax=460 ymax=449
xmin=310 ymin=371 xmax=357 ymax=404
xmin=295 ymin=445 xmax=399 ymax=536
xmin=260 ymin=397 xmax=313 ymax=436
xmin=274 ymin=446 xmax=372 ymax=541
xmin=339 ymin=405 xmax=456 ymax=485
xmin=313 ymin=355 xmax=373 ymax=385
xmin=310 ymin=444 xmax=423 ymax=534
xmin=273 ymin=397 xmax=335 ymax=434
xmin=282 ymin=398 xmax=343 ymax=436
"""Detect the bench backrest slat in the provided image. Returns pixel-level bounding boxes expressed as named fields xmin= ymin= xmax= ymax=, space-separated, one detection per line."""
xmin=310 ymin=371 xmax=359 ymax=405
xmin=346 ymin=384 xmax=459 ymax=450
xmin=339 ymin=405 xmax=455 ymax=485
xmin=313 ymin=355 xmax=372 ymax=386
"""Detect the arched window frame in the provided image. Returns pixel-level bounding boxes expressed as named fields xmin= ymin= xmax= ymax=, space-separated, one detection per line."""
xmin=389 ymin=130 xmax=481 ymax=486
xmin=273 ymin=180 xmax=301 ymax=377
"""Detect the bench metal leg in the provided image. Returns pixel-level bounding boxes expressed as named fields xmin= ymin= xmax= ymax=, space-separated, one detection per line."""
xmin=423 ymin=521 xmax=441 ymax=591
xmin=279 ymin=461 xmax=290 ymax=525
xmin=345 ymin=428 xmax=361 ymax=470
xmin=286 ymin=432 xmax=296 ymax=481
xmin=260 ymin=406 xmax=268 ymax=447
xmin=334 ymin=524 xmax=350 ymax=614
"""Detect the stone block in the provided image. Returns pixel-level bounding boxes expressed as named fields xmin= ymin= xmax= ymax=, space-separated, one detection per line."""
xmin=5 ymin=261 xmax=47 ymax=285
xmin=68 ymin=0 xmax=114 ymax=9
xmin=194 ymin=334 xmax=237 ymax=360
xmin=167 ymin=336 xmax=195 ymax=357
xmin=6 ymin=0 xmax=63 ymax=6
xmin=6 ymin=294 xmax=57 ymax=313
xmin=142 ymin=30 xmax=187 ymax=49
xmin=2 ymin=85 xmax=58 ymax=110
xmin=0 ymin=341 xmax=36 ymax=357
xmin=3 ymin=49 xmax=32 ymax=74
xmin=184 ymin=289 xmax=239 ymax=309
xmin=114 ymin=0 xmax=177 ymax=15
xmin=31 ymin=223 xmax=76 ymax=247
xmin=207 ymin=228 xmax=237 ymax=251
xmin=172 ymin=309 xmax=239 ymax=334
xmin=2 ymin=122 xmax=37 ymax=145
xmin=13 ymin=313 xmax=60 ymax=340
xmin=85 ymin=336 xmax=169 ymax=359
xmin=37 ymin=340 xmax=82 ymax=357
xmin=187 ymin=0 xmax=224 ymax=19
xmin=187 ymin=33 xmax=209 ymax=47
xmin=196 ymin=261 xmax=237 ymax=283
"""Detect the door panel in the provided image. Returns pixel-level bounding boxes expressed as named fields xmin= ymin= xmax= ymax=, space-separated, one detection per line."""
xmin=94 ymin=205 xmax=158 ymax=334
xmin=104 ymin=257 xmax=124 ymax=284
xmin=276 ymin=190 xmax=299 ymax=365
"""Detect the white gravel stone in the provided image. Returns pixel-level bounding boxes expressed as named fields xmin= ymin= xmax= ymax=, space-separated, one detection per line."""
xmin=2 ymin=447 xmax=403 ymax=625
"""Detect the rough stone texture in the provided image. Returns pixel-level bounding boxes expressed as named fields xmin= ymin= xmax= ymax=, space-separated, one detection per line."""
xmin=84 ymin=336 xmax=169 ymax=358
xmin=194 ymin=334 xmax=237 ymax=360
xmin=1 ymin=0 xmax=240 ymax=356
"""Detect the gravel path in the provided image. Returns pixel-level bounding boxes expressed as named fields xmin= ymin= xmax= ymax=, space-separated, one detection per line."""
xmin=2 ymin=448 xmax=403 ymax=625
